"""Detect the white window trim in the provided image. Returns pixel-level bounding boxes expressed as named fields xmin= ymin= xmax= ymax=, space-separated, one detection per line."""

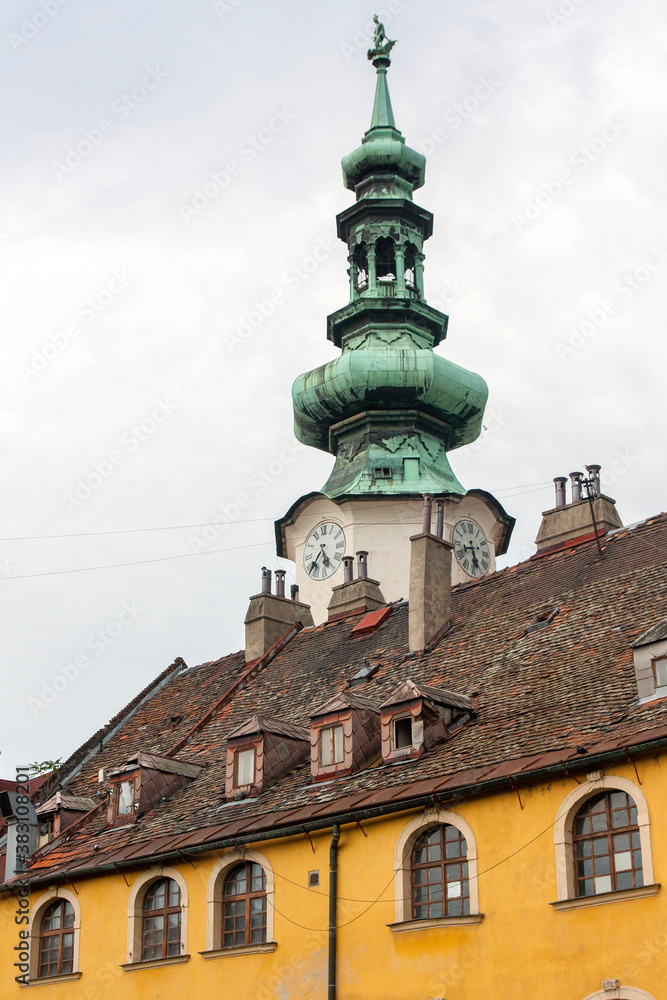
xmin=582 ymin=989 xmax=656 ymax=1000
xmin=204 ymin=849 xmax=275 ymax=952
xmin=126 ymin=866 xmax=188 ymax=964
xmin=553 ymin=775 xmax=654 ymax=902
xmin=28 ymin=887 xmax=81 ymax=982
xmin=392 ymin=809 xmax=480 ymax=924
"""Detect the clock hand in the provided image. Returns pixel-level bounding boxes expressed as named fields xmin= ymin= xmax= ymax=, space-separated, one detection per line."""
xmin=463 ymin=543 xmax=480 ymax=568
xmin=309 ymin=549 xmax=324 ymax=573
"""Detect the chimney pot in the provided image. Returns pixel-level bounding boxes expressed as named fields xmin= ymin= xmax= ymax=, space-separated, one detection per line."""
xmin=275 ymin=569 xmax=286 ymax=597
xmin=421 ymin=494 xmax=433 ymax=534
xmin=343 ymin=555 xmax=354 ymax=583
xmin=570 ymin=471 xmax=584 ymax=503
xmin=434 ymin=499 xmax=445 ymax=539
xmin=586 ymin=464 xmax=601 ymax=496
xmin=261 ymin=567 xmax=271 ymax=594
xmin=554 ymin=477 xmax=567 ymax=508
xmin=356 ymin=551 xmax=368 ymax=579
xmin=290 ymin=584 xmax=299 ymax=601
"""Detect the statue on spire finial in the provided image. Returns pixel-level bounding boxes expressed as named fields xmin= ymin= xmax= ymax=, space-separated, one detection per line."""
xmin=367 ymin=14 xmax=396 ymax=64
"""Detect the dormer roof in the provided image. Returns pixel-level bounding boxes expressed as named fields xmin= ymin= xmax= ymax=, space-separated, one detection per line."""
xmin=227 ymin=716 xmax=309 ymax=743
xmin=633 ymin=618 xmax=667 ymax=648
xmin=311 ymin=691 xmax=380 ymax=718
xmin=380 ymin=679 xmax=472 ymax=712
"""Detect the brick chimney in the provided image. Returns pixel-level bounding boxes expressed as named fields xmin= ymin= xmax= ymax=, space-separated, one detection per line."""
xmin=535 ymin=465 xmax=622 ymax=552
xmin=244 ymin=568 xmax=314 ymax=662
xmin=327 ymin=552 xmax=386 ymax=619
xmin=409 ymin=496 xmax=452 ymax=652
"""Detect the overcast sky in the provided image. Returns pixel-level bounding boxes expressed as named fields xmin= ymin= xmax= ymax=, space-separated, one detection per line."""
xmin=2 ymin=0 xmax=666 ymax=778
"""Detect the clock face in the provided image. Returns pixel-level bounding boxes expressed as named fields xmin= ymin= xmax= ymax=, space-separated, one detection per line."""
xmin=303 ymin=522 xmax=346 ymax=580
xmin=452 ymin=519 xmax=491 ymax=579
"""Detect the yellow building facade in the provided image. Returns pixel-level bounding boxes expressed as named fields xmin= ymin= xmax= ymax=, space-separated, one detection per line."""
xmin=4 ymin=755 xmax=666 ymax=999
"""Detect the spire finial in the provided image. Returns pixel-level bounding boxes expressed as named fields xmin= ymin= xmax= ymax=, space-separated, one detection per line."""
xmin=367 ymin=16 xmax=397 ymax=130
xmin=367 ymin=15 xmax=397 ymax=67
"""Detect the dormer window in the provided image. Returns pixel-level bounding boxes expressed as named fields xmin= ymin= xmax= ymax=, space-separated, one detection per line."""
xmin=35 ymin=792 xmax=97 ymax=845
xmin=633 ymin=619 xmax=667 ymax=702
xmin=225 ymin=716 xmax=309 ymax=799
xmin=107 ymin=752 xmax=202 ymax=825
xmin=392 ymin=716 xmax=413 ymax=752
xmin=380 ymin=680 xmax=473 ymax=763
xmin=116 ymin=779 xmax=136 ymax=816
xmin=234 ymin=747 xmax=256 ymax=788
xmin=652 ymin=655 xmax=667 ymax=688
xmin=320 ymin=725 xmax=344 ymax=766
xmin=310 ymin=692 xmax=380 ymax=781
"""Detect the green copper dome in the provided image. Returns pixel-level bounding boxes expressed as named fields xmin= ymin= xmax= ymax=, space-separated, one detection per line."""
xmin=292 ymin=22 xmax=488 ymax=499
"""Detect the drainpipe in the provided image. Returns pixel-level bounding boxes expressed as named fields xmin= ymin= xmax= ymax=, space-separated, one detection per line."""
xmin=328 ymin=823 xmax=340 ymax=1000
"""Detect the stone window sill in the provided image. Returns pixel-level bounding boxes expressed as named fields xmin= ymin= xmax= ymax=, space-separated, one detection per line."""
xmin=388 ymin=914 xmax=484 ymax=932
xmin=121 ymin=954 xmax=190 ymax=971
xmin=200 ymin=942 xmax=277 ymax=960
xmin=551 ymin=883 xmax=660 ymax=911
xmin=22 ymin=972 xmax=82 ymax=988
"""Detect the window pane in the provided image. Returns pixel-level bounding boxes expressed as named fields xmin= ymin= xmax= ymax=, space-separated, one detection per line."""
xmin=333 ymin=725 xmax=344 ymax=763
xmin=236 ymin=748 xmax=255 ymax=786
xmin=594 ymin=874 xmax=612 ymax=894
xmin=118 ymin=780 xmax=134 ymax=815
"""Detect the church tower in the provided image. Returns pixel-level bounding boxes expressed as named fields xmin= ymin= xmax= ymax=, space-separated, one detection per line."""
xmin=276 ymin=23 xmax=514 ymax=623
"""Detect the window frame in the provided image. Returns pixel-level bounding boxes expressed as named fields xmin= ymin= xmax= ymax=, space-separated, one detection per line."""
xmin=141 ymin=877 xmax=182 ymax=961
xmin=410 ymin=824 xmax=470 ymax=920
xmin=391 ymin=714 xmax=413 ymax=753
xmin=392 ymin=810 xmax=480 ymax=925
xmin=652 ymin=654 xmax=667 ymax=688
xmin=233 ymin=745 xmax=257 ymax=789
xmin=126 ymin=867 xmax=188 ymax=965
xmin=572 ymin=790 xmax=643 ymax=898
xmin=204 ymin=850 xmax=275 ymax=954
xmin=221 ymin=861 xmax=268 ymax=949
xmin=553 ymin=774 xmax=654 ymax=903
xmin=37 ymin=898 xmax=76 ymax=979
xmin=28 ymin=889 xmax=81 ymax=984
xmin=319 ymin=724 xmax=344 ymax=767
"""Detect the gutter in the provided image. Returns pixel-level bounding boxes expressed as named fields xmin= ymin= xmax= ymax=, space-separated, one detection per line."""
xmin=8 ymin=734 xmax=667 ymax=890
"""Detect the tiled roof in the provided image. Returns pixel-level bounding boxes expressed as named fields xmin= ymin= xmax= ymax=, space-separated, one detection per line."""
xmin=9 ymin=511 xmax=667 ymax=885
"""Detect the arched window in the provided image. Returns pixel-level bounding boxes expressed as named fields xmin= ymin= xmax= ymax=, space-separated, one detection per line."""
xmin=37 ymin=900 xmax=75 ymax=979
xmin=222 ymin=862 xmax=267 ymax=948
xmin=404 ymin=243 xmax=417 ymax=289
xmin=573 ymin=790 xmax=643 ymax=897
xmin=352 ymin=242 xmax=368 ymax=289
xmin=392 ymin=810 xmax=480 ymax=926
xmin=141 ymin=878 xmax=182 ymax=960
xmin=553 ymin=775 xmax=655 ymax=906
xmin=375 ymin=237 xmax=396 ymax=280
xmin=411 ymin=825 xmax=469 ymax=919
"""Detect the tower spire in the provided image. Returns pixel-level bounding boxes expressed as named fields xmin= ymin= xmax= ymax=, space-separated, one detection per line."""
xmin=367 ymin=17 xmax=397 ymax=130
xmin=291 ymin=20 xmax=488 ymax=499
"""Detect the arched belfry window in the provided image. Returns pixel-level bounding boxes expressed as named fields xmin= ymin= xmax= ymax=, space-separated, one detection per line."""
xmin=375 ymin=237 xmax=396 ymax=281
xmin=352 ymin=242 xmax=368 ymax=289
xmin=404 ymin=243 xmax=417 ymax=289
